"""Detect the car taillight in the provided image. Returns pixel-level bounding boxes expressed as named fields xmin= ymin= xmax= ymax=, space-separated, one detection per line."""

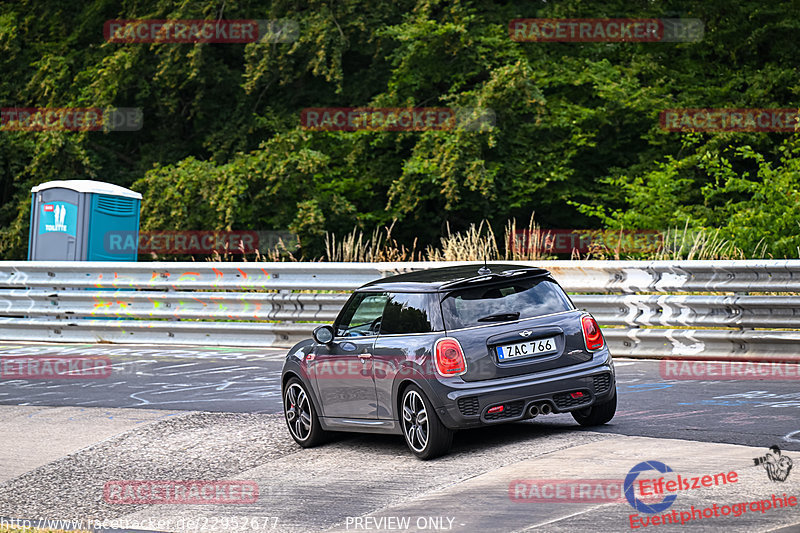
xmin=581 ymin=315 xmax=605 ymax=351
xmin=434 ymin=337 xmax=467 ymax=376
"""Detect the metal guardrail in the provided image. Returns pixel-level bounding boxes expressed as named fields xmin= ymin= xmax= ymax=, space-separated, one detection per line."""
xmin=0 ymin=260 xmax=798 ymax=360
xmin=602 ymin=328 xmax=800 ymax=361
xmin=573 ymin=295 xmax=800 ymax=329
xmin=0 ymin=290 xmax=347 ymax=322
xmin=3 ymin=259 xmax=800 ymax=291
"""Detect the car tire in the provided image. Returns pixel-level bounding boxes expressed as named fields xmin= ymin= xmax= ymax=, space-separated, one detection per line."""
xmin=283 ymin=377 xmax=329 ymax=448
xmin=572 ymin=389 xmax=617 ymax=426
xmin=400 ymin=384 xmax=453 ymax=460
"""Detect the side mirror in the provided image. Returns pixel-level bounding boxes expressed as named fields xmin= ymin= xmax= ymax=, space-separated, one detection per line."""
xmin=313 ymin=325 xmax=335 ymax=344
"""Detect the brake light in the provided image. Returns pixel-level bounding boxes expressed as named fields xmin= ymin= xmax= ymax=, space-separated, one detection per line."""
xmin=434 ymin=337 xmax=467 ymax=376
xmin=581 ymin=315 xmax=605 ymax=351
xmin=487 ymin=405 xmax=504 ymax=414
xmin=570 ymin=391 xmax=584 ymax=399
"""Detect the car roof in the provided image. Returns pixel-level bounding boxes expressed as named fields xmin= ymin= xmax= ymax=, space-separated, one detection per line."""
xmin=358 ymin=263 xmax=551 ymax=293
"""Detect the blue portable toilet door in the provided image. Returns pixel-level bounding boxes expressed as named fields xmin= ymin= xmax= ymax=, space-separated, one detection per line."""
xmin=86 ymin=194 xmax=141 ymax=261
xmin=31 ymin=189 xmax=84 ymax=260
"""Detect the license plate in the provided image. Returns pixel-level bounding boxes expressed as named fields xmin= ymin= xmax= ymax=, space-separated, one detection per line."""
xmin=496 ymin=337 xmax=557 ymax=361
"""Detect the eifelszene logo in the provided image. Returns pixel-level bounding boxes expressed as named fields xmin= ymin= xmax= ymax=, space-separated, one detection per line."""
xmin=624 ymin=461 xmax=739 ymax=514
xmin=754 ymin=446 xmax=793 ymax=482
xmin=625 ymin=461 xmax=678 ymax=514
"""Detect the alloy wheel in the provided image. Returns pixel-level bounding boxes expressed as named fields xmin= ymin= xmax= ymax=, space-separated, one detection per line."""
xmin=285 ymin=382 xmax=313 ymax=441
xmin=402 ymin=389 xmax=429 ymax=452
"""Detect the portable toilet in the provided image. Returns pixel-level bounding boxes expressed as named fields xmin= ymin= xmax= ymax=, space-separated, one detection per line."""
xmin=28 ymin=180 xmax=142 ymax=261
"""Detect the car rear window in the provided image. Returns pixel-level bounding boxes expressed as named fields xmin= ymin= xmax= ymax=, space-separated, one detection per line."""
xmin=440 ymin=277 xmax=573 ymax=330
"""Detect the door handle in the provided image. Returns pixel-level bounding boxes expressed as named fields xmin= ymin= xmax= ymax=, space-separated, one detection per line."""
xmin=358 ymin=353 xmax=373 ymax=360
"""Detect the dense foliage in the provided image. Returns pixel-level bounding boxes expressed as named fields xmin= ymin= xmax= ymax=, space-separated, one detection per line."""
xmin=1 ymin=0 xmax=799 ymax=259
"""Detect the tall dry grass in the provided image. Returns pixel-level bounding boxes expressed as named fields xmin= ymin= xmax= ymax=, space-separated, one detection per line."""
xmin=205 ymin=213 xmax=765 ymax=262
xmin=208 ymin=236 xmax=300 ymax=262
xmin=503 ymin=213 xmax=556 ymax=261
xmin=324 ymin=222 xmax=421 ymax=262
xmin=326 ymin=213 xmax=555 ymax=262
xmin=651 ymin=223 xmax=746 ymax=261
xmin=425 ymin=220 xmax=499 ymax=261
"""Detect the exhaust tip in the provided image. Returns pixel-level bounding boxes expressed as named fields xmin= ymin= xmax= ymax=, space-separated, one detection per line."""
xmin=527 ymin=404 xmax=540 ymax=418
xmin=540 ymin=402 xmax=553 ymax=415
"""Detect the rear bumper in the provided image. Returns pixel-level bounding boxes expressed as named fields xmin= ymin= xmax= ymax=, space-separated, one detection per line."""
xmin=431 ymin=350 xmax=615 ymax=429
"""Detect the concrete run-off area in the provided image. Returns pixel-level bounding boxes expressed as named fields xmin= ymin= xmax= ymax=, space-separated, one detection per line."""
xmin=0 ymin=343 xmax=798 ymax=532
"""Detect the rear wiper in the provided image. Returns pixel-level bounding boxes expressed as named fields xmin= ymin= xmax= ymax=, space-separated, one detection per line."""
xmin=477 ymin=312 xmax=520 ymax=322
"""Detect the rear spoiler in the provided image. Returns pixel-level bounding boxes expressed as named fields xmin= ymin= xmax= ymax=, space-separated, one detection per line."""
xmin=439 ymin=268 xmax=550 ymax=290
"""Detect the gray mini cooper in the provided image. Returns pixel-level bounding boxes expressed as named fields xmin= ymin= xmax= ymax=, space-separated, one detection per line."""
xmin=281 ymin=264 xmax=616 ymax=459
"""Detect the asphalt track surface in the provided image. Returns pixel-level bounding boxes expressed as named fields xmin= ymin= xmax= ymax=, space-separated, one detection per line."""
xmin=0 ymin=342 xmax=799 ymax=533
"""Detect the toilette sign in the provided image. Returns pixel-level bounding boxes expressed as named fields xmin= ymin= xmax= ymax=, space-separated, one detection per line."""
xmin=40 ymin=202 xmax=77 ymax=237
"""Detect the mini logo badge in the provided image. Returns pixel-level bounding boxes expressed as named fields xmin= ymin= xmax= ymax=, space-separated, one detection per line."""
xmin=520 ymin=330 xmax=532 ymax=337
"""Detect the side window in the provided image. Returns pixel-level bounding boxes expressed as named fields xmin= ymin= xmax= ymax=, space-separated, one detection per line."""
xmin=335 ymin=292 xmax=389 ymax=337
xmin=380 ymin=292 xmax=433 ymax=335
